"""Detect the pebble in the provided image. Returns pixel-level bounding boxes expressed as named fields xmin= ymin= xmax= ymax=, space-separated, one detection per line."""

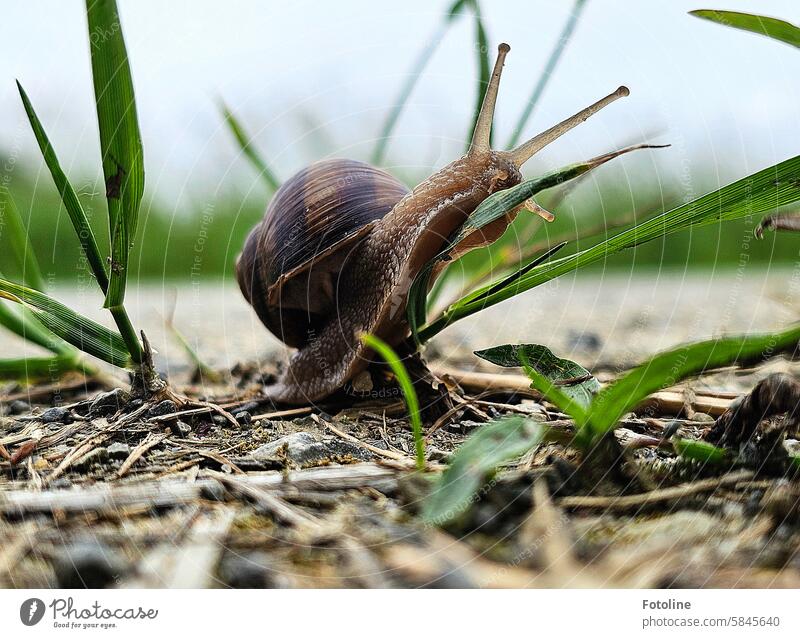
xmin=107 ymin=442 xmax=131 ymax=459
xmin=53 ymin=542 xmax=124 ymax=588
xmin=251 ymin=431 xmax=370 ymax=467
xmin=169 ymin=421 xmax=192 ymax=437
xmin=235 ymin=411 xmax=252 ymax=426
xmin=8 ymin=400 xmax=31 ymax=415
xmin=40 ymin=406 xmax=71 ymax=424
xmin=89 ymin=388 xmax=130 ymax=416
xmin=147 ymin=399 xmax=177 ymax=418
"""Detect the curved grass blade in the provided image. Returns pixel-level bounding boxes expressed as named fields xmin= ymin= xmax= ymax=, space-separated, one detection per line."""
xmin=409 ymin=144 xmax=661 ymax=341
xmin=220 ymin=100 xmax=280 ymax=191
xmin=361 ymin=333 xmax=425 ymax=470
xmin=0 ymin=279 xmax=131 ymax=367
xmin=0 ymin=188 xmax=45 ymax=291
xmin=371 ymin=0 xmax=470 ymax=165
xmin=586 ymin=323 xmax=800 ymax=442
xmin=690 ymin=10 xmax=800 ymax=48
xmin=418 ymin=153 xmax=800 ymax=342
xmin=0 ymin=355 xmax=80 ymax=382
xmin=422 ymin=416 xmax=544 ymax=525
xmin=86 ymin=0 xmax=144 ymax=309
xmin=16 ymin=82 xmax=109 ymax=292
xmin=507 ymin=0 xmax=590 ymax=148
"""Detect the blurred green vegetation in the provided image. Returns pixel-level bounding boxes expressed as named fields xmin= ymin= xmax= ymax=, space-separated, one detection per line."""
xmin=0 ymin=153 xmax=796 ymax=289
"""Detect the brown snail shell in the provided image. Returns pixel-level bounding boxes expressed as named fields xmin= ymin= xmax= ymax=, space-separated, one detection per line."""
xmin=236 ymin=158 xmax=409 ymax=348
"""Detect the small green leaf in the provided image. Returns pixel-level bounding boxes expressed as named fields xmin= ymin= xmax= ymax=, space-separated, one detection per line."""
xmin=672 ymin=437 xmax=730 ymax=465
xmin=220 ymin=100 xmax=281 ymax=191
xmin=0 ymin=188 xmax=45 ymax=291
xmin=86 ymin=0 xmax=145 ymax=308
xmin=361 ymin=333 xmax=425 ymax=470
xmin=475 ymin=343 xmax=600 ymax=409
xmin=0 ymin=278 xmax=131 ymax=367
xmin=0 ymin=355 xmax=79 ymax=381
xmin=690 ymin=10 xmax=800 ymax=48
xmin=422 ymin=416 xmax=544 ymax=525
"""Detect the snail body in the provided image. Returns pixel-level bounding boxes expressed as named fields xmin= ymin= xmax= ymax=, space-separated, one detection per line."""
xmin=237 ymin=44 xmax=630 ymax=403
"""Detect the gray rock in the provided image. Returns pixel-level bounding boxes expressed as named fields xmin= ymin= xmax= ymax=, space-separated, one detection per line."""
xmin=54 ymin=541 xmax=124 ymax=588
xmin=169 ymin=420 xmax=192 ymax=437
xmin=107 ymin=442 xmax=131 ymax=459
xmin=40 ymin=406 xmax=71 ymax=423
xmin=89 ymin=388 xmax=130 ymax=415
xmin=147 ymin=399 xmax=177 ymax=418
xmin=426 ymin=446 xmax=451 ymax=463
xmin=251 ymin=431 xmax=370 ymax=467
xmin=8 ymin=400 xmax=31 ymax=415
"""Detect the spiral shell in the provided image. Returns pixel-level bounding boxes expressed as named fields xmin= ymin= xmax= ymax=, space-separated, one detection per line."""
xmin=236 ymin=158 xmax=409 ymax=348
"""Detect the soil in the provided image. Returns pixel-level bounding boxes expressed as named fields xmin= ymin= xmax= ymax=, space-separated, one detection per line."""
xmin=1 ymin=270 xmax=799 ymax=588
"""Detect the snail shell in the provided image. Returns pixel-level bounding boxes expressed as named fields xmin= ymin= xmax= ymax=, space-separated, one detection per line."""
xmin=236 ymin=158 xmax=409 ymax=348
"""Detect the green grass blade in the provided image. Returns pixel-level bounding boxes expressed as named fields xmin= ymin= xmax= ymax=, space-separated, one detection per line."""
xmin=464 ymin=0 xmax=492 ymax=152
xmin=422 ymin=416 xmax=544 ymax=524
xmin=371 ymin=0 xmax=471 ymax=165
xmin=0 ymin=188 xmax=45 ymax=291
xmin=0 ymin=355 xmax=80 ymax=382
xmin=409 ymin=144 xmax=661 ymax=341
xmin=220 ymin=100 xmax=281 ymax=191
xmin=419 ymin=154 xmax=800 ymax=341
xmin=361 ymin=334 xmax=425 ymax=470
xmin=16 ymin=82 xmax=109 ymax=292
xmin=672 ymin=438 xmax=730 ymax=464
xmin=507 ymin=0 xmax=590 ymax=148
xmin=0 ymin=278 xmax=131 ymax=367
xmin=587 ymin=323 xmax=800 ymax=440
xmin=86 ymin=0 xmax=144 ymax=308
xmin=690 ymin=10 xmax=800 ymax=48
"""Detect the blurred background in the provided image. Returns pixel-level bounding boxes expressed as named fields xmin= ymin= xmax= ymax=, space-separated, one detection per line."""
xmin=1 ymin=0 xmax=798 ymax=284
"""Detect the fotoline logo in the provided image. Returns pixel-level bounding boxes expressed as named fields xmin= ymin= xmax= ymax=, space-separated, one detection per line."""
xmin=20 ymin=598 xmax=46 ymax=626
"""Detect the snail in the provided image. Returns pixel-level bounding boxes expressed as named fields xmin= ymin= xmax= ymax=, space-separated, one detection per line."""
xmin=237 ymin=43 xmax=630 ymax=404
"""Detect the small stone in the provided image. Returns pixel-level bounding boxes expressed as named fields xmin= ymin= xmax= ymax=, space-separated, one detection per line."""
xmin=169 ymin=420 xmax=192 ymax=437
xmin=251 ymin=431 xmax=370 ymax=467
xmin=147 ymin=399 xmax=177 ymax=418
xmin=690 ymin=412 xmax=716 ymax=423
xmin=235 ymin=411 xmax=252 ymax=426
xmin=89 ymin=388 xmax=130 ymax=416
xmin=426 ymin=446 xmax=451 ymax=463
xmin=54 ymin=542 xmax=124 ymax=588
xmin=212 ymin=414 xmax=228 ymax=426
xmin=107 ymin=442 xmax=131 ymax=459
xmin=8 ymin=400 xmax=31 ymax=415
xmin=40 ymin=406 xmax=71 ymax=424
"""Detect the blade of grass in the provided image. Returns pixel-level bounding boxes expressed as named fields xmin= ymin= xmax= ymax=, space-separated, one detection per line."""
xmin=690 ymin=10 xmax=800 ymax=48
xmin=0 ymin=278 xmax=131 ymax=367
xmin=361 ymin=334 xmax=425 ymax=470
xmin=86 ymin=0 xmax=144 ymax=310
xmin=371 ymin=0 xmax=471 ymax=165
xmin=220 ymin=100 xmax=281 ymax=191
xmin=16 ymin=82 xmax=109 ymax=291
xmin=507 ymin=0 xmax=590 ymax=147
xmin=464 ymin=0 xmax=492 ymax=152
xmin=0 ymin=188 xmax=45 ymax=291
xmin=417 ymin=154 xmax=800 ymax=342
xmin=0 ymin=355 xmax=81 ymax=382
xmin=408 ymin=144 xmax=662 ymax=341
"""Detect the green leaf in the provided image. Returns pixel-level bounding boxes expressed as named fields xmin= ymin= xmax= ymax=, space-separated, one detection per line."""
xmin=361 ymin=333 xmax=425 ymax=470
xmin=672 ymin=437 xmax=730 ymax=465
xmin=475 ymin=343 xmax=600 ymax=409
xmin=690 ymin=10 xmax=800 ymax=48
xmin=422 ymin=416 xmax=544 ymax=524
xmin=418 ymin=153 xmax=800 ymax=342
xmin=410 ymin=144 xmax=661 ymax=341
xmin=86 ymin=0 xmax=145 ymax=308
xmin=0 ymin=278 xmax=131 ymax=367
xmin=0 ymin=355 xmax=79 ymax=381
xmin=587 ymin=322 xmax=800 ymax=441
xmin=0 ymin=188 xmax=45 ymax=291
xmin=220 ymin=100 xmax=281 ymax=191
xmin=16 ymin=82 xmax=110 ymax=293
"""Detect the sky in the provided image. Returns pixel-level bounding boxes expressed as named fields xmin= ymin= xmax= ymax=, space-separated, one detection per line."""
xmin=1 ymin=0 xmax=798 ymax=209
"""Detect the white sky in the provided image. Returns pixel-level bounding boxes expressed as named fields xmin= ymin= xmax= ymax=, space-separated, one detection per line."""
xmin=1 ymin=0 xmax=798 ymax=209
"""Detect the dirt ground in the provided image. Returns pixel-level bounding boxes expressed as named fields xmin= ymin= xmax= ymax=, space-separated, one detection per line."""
xmin=1 ymin=269 xmax=799 ymax=588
